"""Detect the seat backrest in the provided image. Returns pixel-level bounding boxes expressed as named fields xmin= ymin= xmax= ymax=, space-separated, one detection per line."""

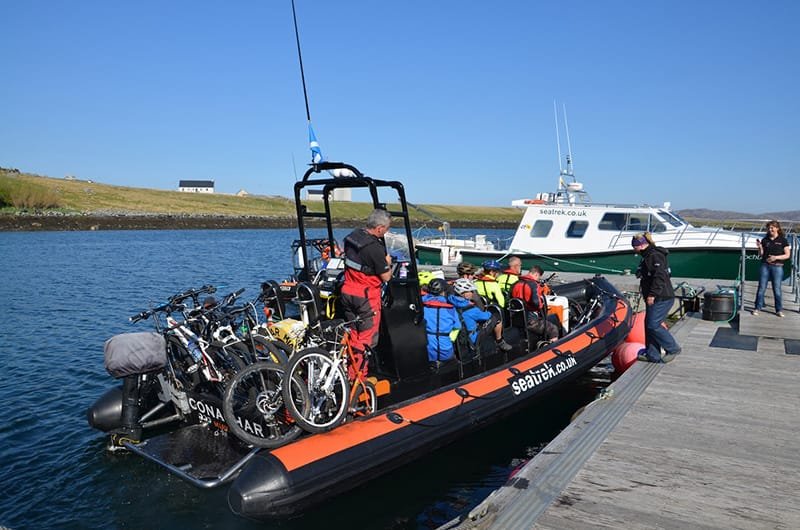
xmin=295 ymin=282 xmax=325 ymax=326
xmin=260 ymin=280 xmax=286 ymax=320
xmin=507 ymin=297 xmax=527 ymax=328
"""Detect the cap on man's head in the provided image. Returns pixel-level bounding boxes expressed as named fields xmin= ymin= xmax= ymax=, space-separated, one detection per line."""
xmin=631 ymin=235 xmax=648 ymax=247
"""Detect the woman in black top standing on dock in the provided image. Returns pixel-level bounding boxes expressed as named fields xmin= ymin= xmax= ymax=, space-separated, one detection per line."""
xmin=753 ymin=220 xmax=791 ymax=317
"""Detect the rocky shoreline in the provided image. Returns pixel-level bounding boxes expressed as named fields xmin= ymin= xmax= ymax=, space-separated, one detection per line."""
xmin=0 ymin=214 xmax=518 ymax=232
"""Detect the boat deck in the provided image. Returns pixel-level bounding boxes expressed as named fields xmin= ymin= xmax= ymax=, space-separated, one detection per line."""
xmin=441 ymin=312 xmax=800 ymax=529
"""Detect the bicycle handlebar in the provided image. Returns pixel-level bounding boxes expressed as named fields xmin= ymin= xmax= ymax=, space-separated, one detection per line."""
xmin=168 ymin=284 xmax=216 ymax=305
xmin=129 ymin=301 xmax=185 ymax=322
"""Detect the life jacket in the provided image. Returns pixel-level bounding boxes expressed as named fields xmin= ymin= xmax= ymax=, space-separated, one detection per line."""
xmin=343 ymin=228 xmax=384 ymax=293
xmin=474 ymin=274 xmax=505 ymax=307
xmin=510 ymin=276 xmax=544 ymax=313
xmin=422 ymin=295 xmax=458 ymax=362
xmin=447 ymin=295 xmax=489 ymax=346
xmin=496 ymin=270 xmax=519 ymax=295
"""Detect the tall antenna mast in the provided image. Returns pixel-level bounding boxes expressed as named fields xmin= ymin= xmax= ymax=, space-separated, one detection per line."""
xmin=291 ymin=0 xmax=324 ymax=165
xmin=292 ymin=0 xmax=311 ymax=123
xmin=554 ymin=100 xmax=564 ymax=187
xmin=562 ymin=103 xmax=574 ymax=179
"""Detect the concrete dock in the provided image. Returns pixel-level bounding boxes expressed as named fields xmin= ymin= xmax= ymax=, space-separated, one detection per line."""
xmin=442 ymin=280 xmax=800 ymax=529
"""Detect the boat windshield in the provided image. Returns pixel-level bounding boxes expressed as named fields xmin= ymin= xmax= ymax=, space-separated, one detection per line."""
xmin=657 ymin=209 xmax=685 ymax=228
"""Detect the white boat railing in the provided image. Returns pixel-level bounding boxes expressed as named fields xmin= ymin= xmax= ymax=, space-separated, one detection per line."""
xmin=608 ymin=225 xmax=762 ymax=250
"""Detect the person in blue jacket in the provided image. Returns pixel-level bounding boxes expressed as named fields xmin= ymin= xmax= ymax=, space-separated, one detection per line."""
xmin=449 ymin=278 xmax=513 ymax=353
xmin=421 ymin=278 xmax=460 ymax=365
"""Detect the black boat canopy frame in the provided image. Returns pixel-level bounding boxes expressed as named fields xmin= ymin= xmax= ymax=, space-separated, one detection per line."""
xmin=293 ymin=161 xmax=419 ymax=282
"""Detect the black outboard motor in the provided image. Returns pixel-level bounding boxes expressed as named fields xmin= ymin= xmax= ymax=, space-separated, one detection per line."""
xmin=87 ymin=385 xmax=123 ymax=432
xmin=113 ymin=375 xmax=143 ymax=443
xmin=88 ymin=332 xmax=167 ymax=447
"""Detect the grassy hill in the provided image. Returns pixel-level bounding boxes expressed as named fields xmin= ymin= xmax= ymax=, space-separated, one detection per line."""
xmin=3 ymin=167 xmax=797 ymax=231
xmin=0 ymin=168 xmax=520 ymax=226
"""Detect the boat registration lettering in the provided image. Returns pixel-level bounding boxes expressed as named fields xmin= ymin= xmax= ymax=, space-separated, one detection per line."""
xmin=188 ymin=396 xmax=265 ymax=438
xmin=508 ymin=356 xmax=578 ymax=396
xmin=538 ymin=208 xmax=587 ymax=217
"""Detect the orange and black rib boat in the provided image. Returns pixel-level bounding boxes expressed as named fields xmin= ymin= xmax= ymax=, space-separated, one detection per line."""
xmin=87 ymin=162 xmax=632 ymax=519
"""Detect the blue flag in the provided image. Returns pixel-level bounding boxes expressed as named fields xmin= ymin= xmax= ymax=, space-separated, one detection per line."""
xmin=308 ymin=123 xmax=324 ymax=164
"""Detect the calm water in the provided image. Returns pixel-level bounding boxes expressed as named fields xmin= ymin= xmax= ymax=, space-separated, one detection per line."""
xmin=0 ymin=228 xmax=610 ymax=530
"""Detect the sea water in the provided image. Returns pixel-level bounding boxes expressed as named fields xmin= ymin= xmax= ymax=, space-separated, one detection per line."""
xmin=0 ymin=229 xmax=608 ymax=529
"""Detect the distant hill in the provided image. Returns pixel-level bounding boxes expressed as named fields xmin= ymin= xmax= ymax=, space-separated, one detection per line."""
xmin=678 ymin=208 xmax=800 ymax=223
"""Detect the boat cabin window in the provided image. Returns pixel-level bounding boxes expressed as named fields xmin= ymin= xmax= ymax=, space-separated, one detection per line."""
xmin=566 ymin=220 xmax=589 ymax=238
xmin=598 ymin=212 xmax=661 ymax=232
xmin=657 ymin=209 xmax=684 ymax=228
xmin=650 ymin=220 xmax=667 ymax=233
xmin=626 ymin=213 xmax=649 ymax=231
xmin=598 ymin=213 xmax=626 ymax=231
xmin=529 ymin=220 xmax=553 ymax=238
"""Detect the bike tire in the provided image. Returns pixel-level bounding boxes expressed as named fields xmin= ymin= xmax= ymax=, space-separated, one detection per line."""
xmin=222 ymin=361 xmax=308 ymax=448
xmin=283 ymin=347 xmax=350 ymax=434
xmin=349 ymin=379 xmax=377 ymax=418
xmin=250 ymin=336 xmax=289 ymax=365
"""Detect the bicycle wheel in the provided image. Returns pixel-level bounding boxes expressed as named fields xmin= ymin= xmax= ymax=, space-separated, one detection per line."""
xmin=283 ymin=347 xmax=349 ymax=433
xmin=349 ymin=379 xmax=377 ymax=418
xmin=222 ymin=361 xmax=308 ymax=448
xmin=250 ymin=335 xmax=289 ymax=365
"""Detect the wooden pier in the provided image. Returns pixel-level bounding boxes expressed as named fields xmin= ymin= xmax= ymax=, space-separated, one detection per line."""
xmin=442 ymin=297 xmax=800 ymax=529
xmin=739 ymin=280 xmax=800 ymax=339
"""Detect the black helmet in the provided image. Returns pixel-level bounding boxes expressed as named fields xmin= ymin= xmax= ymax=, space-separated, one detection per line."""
xmin=426 ymin=278 xmax=448 ymax=296
xmin=457 ymin=262 xmax=477 ymax=275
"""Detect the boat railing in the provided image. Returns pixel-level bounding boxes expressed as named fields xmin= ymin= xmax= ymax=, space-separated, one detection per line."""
xmin=413 ymin=227 xmax=512 ymax=251
xmin=607 ymin=225 xmax=763 ymax=250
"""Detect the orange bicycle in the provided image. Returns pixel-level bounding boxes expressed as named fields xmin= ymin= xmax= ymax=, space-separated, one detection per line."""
xmin=282 ymin=319 xmax=377 ymax=433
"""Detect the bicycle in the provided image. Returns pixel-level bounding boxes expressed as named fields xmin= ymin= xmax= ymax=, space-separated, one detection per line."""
xmin=282 ymin=318 xmax=378 ymax=434
xmin=221 ymin=360 xmax=309 ymax=448
xmin=131 ymin=285 xmax=248 ymax=395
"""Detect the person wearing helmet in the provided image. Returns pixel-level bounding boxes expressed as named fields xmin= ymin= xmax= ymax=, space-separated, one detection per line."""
xmin=474 ymin=259 xmax=506 ymax=308
xmin=510 ymin=265 xmax=559 ymax=342
xmin=456 ymin=261 xmax=478 ymax=279
xmin=417 ymin=270 xmax=435 ymax=290
xmin=421 ymin=278 xmax=460 ymax=366
xmin=341 ymin=209 xmax=393 ymax=367
xmin=449 ymin=279 xmax=512 ymax=353
xmin=496 ymin=256 xmax=522 ymax=297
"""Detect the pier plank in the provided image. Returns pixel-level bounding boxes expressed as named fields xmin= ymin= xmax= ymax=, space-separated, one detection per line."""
xmin=739 ymin=281 xmax=800 ymax=339
xmin=443 ymin=314 xmax=800 ymax=530
xmin=533 ymin=316 xmax=800 ymax=529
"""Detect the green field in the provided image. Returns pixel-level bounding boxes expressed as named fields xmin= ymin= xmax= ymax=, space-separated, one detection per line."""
xmin=1 ymin=167 xmax=756 ymax=229
xmin=0 ymin=168 xmax=521 ymax=225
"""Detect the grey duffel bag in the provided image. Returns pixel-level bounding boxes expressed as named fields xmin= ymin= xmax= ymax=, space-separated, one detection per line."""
xmin=104 ymin=332 xmax=167 ymax=378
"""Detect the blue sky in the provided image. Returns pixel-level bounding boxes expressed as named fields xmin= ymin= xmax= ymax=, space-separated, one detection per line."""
xmin=2 ymin=1 xmax=798 ymax=213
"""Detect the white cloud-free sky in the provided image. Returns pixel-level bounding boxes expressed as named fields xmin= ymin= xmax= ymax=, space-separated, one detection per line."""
xmin=2 ymin=1 xmax=798 ymax=212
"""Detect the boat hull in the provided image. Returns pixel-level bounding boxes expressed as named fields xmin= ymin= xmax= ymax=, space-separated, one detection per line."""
xmin=227 ymin=278 xmax=631 ymax=518
xmin=418 ymin=245 xmax=784 ymax=281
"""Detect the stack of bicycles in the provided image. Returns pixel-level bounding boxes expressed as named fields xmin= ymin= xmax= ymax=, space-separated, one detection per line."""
xmin=105 ymin=283 xmax=379 ymax=450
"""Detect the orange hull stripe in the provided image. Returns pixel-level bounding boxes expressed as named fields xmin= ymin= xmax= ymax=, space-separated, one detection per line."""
xmin=273 ymin=299 xmax=628 ymax=471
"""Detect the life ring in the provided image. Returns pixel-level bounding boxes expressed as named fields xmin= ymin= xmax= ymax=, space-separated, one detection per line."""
xmin=524 ymin=199 xmax=546 ymax=205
